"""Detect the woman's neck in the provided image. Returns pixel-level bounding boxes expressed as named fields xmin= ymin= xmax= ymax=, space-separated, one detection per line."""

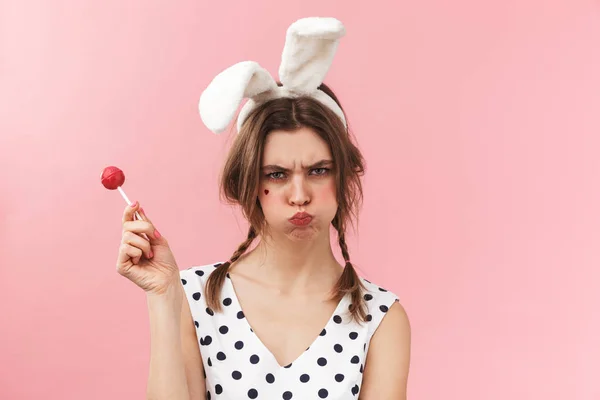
xmin=232 ymin=232 xmax=343 ymax=295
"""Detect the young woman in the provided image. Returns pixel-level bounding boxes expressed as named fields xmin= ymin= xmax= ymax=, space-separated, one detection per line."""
xmin=117 ymin=17 xmax=410 ymax=400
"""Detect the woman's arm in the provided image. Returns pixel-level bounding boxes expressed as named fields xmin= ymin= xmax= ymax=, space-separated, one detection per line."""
xmin=180 ymin=286 xmax=207 ymax=400
xmin=146 ymin=282 xmax=193 ymax=400
xmin=360 ymin=301 xmax=412 ymax=399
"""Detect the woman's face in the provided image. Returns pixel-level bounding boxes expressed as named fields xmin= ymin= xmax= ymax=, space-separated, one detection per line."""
xmin=258 ymin=127 xmax=338 ymax=241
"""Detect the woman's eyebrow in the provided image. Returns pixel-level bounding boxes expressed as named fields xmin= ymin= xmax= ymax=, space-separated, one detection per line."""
xmin=261 ymin=159 xmax=334 ymax=172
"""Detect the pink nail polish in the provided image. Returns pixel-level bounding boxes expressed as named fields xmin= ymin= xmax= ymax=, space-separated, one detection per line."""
xmin=131 ymin=200 xmax=138 ymax=208
xmin=154 ymin=229 xmax=161 ymax=239
xmin=149 ymin=251 xmax=153 ymax=258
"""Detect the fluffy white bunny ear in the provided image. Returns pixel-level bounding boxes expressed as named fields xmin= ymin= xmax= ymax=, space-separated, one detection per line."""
xmin=199 ymin=61 xmax=278 ymax=134
xmin=278 ymin=17 xmax=346 ymax=94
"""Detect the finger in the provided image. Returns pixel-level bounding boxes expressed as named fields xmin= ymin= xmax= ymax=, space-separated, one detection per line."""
xmin=123 ymin=219 xmax=157 ymax=243
xmin=117 ymin=243 xmax=143 ymax=272
xmin=123 ymin=219 xmax=167 ymax=247
xmin=138 ymin=207 xmax=151 ymax=223
xmin=122 ymin=200 xmax=140 ymax=224
xmin=122 ymin=231 xmax=153 ymax=259
xmin=137 ymin=208 xmax=165 ymax=244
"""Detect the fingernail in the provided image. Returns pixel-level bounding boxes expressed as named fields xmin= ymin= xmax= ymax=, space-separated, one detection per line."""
xmin=130 ymin=200 xmax=138 ymax=208
xmin=154 ymin=229 xmax=161 ymax=239
xmin=149 ymin=251 xmax=153 ymax=258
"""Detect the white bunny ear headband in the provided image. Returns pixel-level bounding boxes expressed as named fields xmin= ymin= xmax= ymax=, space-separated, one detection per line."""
xmin=198 ymin=17 xmax=347 ymax=134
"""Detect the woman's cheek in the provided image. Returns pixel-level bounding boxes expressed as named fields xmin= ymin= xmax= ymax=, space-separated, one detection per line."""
xmin=320 ymin=180 xmax=337 ymax=201
xmin=259 ymin=186 xmax=273 ymax=204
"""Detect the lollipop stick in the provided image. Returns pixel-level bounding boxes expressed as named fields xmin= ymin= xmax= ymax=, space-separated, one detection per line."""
xmin=117 ymin=186 xmax=143 ymax=221
xmin=117 ymin=186 xmax=149 ymax=242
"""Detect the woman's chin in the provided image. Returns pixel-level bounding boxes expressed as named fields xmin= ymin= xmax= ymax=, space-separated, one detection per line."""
xmin=286 ymin=224 xmax=322 ymax=241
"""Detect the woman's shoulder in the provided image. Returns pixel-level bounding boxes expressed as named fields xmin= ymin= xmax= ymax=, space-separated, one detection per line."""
xmin=358 ymin=275 xmax=401 ymax=303
xmin=356 ymin=275 xmax=402 ymax=333
xmin=179 ymin=260 xmax=226 ymax=284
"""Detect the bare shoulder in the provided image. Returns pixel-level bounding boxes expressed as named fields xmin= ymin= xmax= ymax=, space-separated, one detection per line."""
xmin=361 ymin=300 xmax=411 ymax=399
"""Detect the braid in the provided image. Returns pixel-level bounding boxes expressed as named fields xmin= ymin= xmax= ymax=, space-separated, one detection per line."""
xmin=337 ymin=226 xmax=351 ymax=264
xmin=205 ymin=226 xmax=258 ymax=312
xmin=331 ymin=214 xmax=367 ymax=323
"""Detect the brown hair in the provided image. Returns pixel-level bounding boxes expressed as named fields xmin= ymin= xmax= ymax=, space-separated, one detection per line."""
xmin=205 ymin=83 xmax=369 ymax=323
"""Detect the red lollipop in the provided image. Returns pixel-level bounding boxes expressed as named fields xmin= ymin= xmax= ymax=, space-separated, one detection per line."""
xmin=101 ymin=166 xmax=143 ymax=222
xmin=101 ymin=166 xmax=125 ymax=190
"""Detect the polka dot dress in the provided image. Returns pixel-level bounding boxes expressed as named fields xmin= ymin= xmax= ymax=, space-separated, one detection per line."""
xmin=180 ymin=262 xmax=400 ymax=400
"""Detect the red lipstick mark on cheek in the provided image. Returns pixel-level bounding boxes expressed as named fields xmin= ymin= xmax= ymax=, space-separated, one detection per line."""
xmin=264 ymin=189 xmax=269 ymax=195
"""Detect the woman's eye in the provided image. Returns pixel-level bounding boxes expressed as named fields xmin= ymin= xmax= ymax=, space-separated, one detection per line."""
xmin=312 ymin=168 xmax=329 ymax=175
xmin=267 ymin=172 xmax=285 ymax=180
xmin=266 ymin=168 xmax=330 ymax=181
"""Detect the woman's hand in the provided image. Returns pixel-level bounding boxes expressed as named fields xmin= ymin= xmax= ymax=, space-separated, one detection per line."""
xmin=116 ymin=201 xmax=180 ymax=295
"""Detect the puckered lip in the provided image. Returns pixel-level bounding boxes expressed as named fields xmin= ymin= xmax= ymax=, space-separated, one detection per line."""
xmin=289 ymin=212 xmax=312 ymax=220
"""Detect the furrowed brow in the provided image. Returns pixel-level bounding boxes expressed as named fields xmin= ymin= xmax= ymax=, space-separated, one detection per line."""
xmin=261 ymin=159 xmax=334 ymax=172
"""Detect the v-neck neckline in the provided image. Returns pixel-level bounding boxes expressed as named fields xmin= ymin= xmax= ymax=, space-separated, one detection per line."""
xmin=225 ymin=273 xmax=348 ymax=369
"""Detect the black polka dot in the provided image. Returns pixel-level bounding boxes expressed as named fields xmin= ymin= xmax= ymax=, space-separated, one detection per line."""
xmin=226 ymin=272 xmax=231 ymax=279
xmin=207 ymin=390 xmax=211 ymax=400
xmin=213 ymin=263 xmax=222 ymax=268
xmin=184 ymin=272 xmax=394 ymax=396
xmin=365 ymin=279 xmax=371 ymax=283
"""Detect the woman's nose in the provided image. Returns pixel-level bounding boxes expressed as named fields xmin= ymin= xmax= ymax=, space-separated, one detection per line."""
xmin=289 ymin=176 xmax=310 ymax=205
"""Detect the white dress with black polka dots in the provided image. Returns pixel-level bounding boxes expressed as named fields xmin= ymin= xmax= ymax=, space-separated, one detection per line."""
xmin=179 ymin=262 xmax=400 ymax=400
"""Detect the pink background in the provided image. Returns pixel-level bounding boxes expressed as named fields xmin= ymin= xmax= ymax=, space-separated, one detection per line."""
xmin=2 ymin=0 xmax=600 ymax=398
